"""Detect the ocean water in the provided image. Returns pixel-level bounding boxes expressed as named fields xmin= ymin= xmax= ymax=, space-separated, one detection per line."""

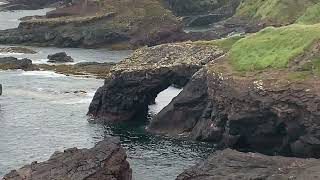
xmin=0 ymin=8 xmax=215 ymax=180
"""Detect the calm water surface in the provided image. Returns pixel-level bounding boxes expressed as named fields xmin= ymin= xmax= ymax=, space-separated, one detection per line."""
xmin=0 ymin=8 xmax=215 ymax=180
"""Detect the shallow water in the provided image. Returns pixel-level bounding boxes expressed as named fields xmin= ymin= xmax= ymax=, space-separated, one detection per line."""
xmin=0 ymin=8 xmax=215 ymax=180
xmin=0 ymin=45 xmax=133 ymax=64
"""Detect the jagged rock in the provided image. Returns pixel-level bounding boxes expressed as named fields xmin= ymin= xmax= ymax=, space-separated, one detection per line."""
xmin=149 ymin=61 xmax=320 ymax=158
xmin=88 ymin=43 xmax=224 ymax=122
xmin=0 ymin=47 xmax=37 ymax=54
xmin=0 ymin=57 xmax=33 ymax=70
xmin=3 ymin=137 xmax=132 ymax=180
xmin=176 ymin=149 xmax=320 ymax=180
xmin=47 ymin=52 xmax=74 ymax=63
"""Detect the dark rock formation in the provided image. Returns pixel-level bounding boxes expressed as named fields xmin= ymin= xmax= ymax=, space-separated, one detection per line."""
xmin=149 ymin=61 xmax=320 ymax=158
xmin=176 ymin=149 xmax=320 ymax=180
xmin=88 ymin=43 xmax=224 ymax=122
xmin=3 ymin=137 xmax=132 ymax=180
xmin=47 ymin=52 xmax=74 ymax=63
xmin=0 ymin=57 xmax=33 ymax=70
xmin=0 ymin=47 xmax=37 ymax=54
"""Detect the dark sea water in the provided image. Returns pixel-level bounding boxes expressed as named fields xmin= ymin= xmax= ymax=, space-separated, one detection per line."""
xmin=0 ymin=9 xmax=215 ymax=180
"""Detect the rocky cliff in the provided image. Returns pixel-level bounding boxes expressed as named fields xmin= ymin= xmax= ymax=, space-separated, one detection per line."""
xmin=3 ymin=137 xmax=132 ymax=180
xmin=88 ymin=43 xmax=224 ymax=122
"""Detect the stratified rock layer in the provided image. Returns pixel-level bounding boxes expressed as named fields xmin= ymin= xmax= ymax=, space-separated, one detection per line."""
xmin=88 ymin=43 xmax=224 ymax=122
xmin=176 ymin=149 xmax=320 ymax=180
xmin=3 ymin=137 xmax=132 ymax=180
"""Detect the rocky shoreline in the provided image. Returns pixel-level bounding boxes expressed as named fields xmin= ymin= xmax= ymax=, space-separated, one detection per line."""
xmin=2 ymin=0 xmax=320 ymax=179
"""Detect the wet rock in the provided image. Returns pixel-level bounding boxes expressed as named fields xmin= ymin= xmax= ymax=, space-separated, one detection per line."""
xmin=176 ymin=149 xmax=320 ymax=180
xmin=0 ymin=57 xmax=33 ymax=70
xmin=149 ymin=62 xmax=320 ymax=158
xmin=3 ymin=137 xmax=132 ymax=180
xmin=47 ymin=52 xmax=74 ymax=63
xmin=0 ymin=47 xmax=37 ymax=54
xmin=88 ymin=43 xmax=224 ymax=122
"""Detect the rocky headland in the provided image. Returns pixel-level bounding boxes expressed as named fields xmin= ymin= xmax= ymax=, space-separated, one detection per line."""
xmin=3 ymin=137 xmax=132 ymax=180
xmin=88 ymin=22 xmax=320 ymax=159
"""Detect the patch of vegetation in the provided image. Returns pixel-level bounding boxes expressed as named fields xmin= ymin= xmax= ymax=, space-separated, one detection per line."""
xmin=296 ymin=3 xmax=320 ymax=25
xmin=234 ymin=0 xmax=318 ymax=25
xmin=229 ymin=24 xmax=320 ymax=71
xmin=192 ymin=34 xmax=245 ymax=51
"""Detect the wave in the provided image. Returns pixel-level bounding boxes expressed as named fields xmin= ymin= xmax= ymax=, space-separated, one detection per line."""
xmin=0 ymin=52 xmax=24 ymax=56
xmin=20 ymin=71 xmax=65 ymax=78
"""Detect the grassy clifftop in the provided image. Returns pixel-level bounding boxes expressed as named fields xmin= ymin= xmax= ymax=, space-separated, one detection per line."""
xmin=229 ymin=24 xmax=320 ymax=71
xmin=234 ymin=0 xmax=319 ymax=25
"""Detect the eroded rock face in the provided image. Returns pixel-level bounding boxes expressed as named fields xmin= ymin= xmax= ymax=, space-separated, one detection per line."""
xmin=176 ymin=149 xmax=320 ymax=180
xmin=149 ymin=62 xmax=320 ymax=158
xmin=88 ymin=43 xmax=224 ymax=122
xmin=3 ymin=137 xmax=132 ymax=180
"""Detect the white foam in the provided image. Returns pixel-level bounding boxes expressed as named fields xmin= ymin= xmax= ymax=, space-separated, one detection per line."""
xmin=0 ymin=52 xmax=24 ymax=56
xmin=20 ymin=71 xmax=65 ymax=78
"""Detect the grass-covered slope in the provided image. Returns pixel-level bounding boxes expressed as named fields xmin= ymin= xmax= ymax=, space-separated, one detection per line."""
xmin=229 ymin=24 xmax=320 ymax=71
xmin=296 ymin=3 xmax=320 ymax=25
xmin=234 ymin=0 xmax=319 ymax=25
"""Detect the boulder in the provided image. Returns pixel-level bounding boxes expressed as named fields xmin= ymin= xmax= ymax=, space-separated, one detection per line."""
xmin=3 ymin=137 xmax=132 ymax=180
xmin=47 ymin=52 xmax=74 ymax=63
xmin=176 ymin=149 xmax=320 ymax=180
xmin=0 ymin=57 xmax=33 ymax=70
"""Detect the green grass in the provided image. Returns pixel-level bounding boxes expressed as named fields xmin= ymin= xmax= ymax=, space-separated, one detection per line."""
xmin=235 ymin=0 xmax=318 ymax=24
xmin=193 ymin=34 xmax=245 ymax=51
xmin=229 ymin=24 xmax=320 ymax=71
xmin=296 ymin=3 xmax=320 ymax=24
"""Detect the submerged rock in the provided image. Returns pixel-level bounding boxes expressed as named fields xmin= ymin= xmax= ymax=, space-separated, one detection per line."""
xmin=3 ymin=137 xmax=132 ymax=180
xmin=88 ymin=43 xmax=224 ymax=122
xmin=176 ymin=149 xmax=320 ymax=180
xmin=0 ymin=57 xmax=33 ymax=70
xmin=47 ymin=52 xmax=74 ymax=63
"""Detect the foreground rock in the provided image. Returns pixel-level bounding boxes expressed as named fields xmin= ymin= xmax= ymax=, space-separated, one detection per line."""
xmin=3 ymin=137 xmax=132 ymax=180
xmin=0 ymin=47 xmax=37 ymax=54
xmin=47 ymin=52 xmax=74 ymax=63
xmin=0 ymin=57 xmax=33 ymax=70
xmin=88 ymin=43 xmax=224 ymax=122
xmin=177 ymin=149 xmax=320 ymax=180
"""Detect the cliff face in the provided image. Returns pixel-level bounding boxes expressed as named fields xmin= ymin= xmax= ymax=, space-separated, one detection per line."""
xmin=3 ymin=137 xmax=132 ymax=180
xmin=149 ymin=62 xmax=320 ymax=158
